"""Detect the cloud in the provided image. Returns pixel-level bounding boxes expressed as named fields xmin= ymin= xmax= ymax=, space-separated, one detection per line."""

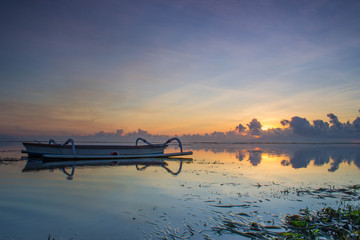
xmin=235 ymin=124 xmax=246 ymax=133
xmin=354 ymin=117 xmax=360 ymax=130
xmin=327 ymin=113 xmax=343 ymax=129
xmin=4 ymin=110 xmax=360 ymax=143
xmin=247 ymin=119 xmax=262 ymax=136
xmin=281 ymin=112 xmax=360 ymax=139
xmin=289 ymin=116 xmax=314 ymax=136
xmin=313 ymin=119 xmax=329 ymax=130
xmin=280 ymin=119 xmax=290 ymax=127
xmin=71 ymin=111 xmax=360 ymax=143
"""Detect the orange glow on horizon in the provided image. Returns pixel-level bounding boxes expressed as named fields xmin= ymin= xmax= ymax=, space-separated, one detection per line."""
xmin=261 ymin=125 xmax=273 ymax=131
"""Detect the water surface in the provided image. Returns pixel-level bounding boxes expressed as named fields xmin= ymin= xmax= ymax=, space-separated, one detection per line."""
xmin=0 ymin=142 xmax=359 ymax=239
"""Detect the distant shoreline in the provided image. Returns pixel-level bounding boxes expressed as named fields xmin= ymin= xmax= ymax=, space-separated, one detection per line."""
xmin=1 ymin=140 xmax=359 ymax=145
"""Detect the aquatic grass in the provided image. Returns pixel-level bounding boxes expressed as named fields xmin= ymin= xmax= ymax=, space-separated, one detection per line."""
xmin=276 ymin=184 xmax=360 ymax=201
xmin=212 ymin=205 xmax=360 ymax=239
xmin=281 ymin=205 xmax=360 ymax=239
xmin=148 ymin=184 xmax=360 ymax=239
xmin=47 ymin=234 xmax=74 ymax=240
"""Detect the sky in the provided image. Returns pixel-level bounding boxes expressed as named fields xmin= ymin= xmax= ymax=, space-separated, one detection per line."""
xmin=1 ymin=0 xmax=360 ymax=137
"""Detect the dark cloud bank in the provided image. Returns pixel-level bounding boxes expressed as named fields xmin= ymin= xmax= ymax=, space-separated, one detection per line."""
xmin=2 ymin=112 xmax=360 ymax=143
xmin=80 ymin=112 xmax=359 ymax=143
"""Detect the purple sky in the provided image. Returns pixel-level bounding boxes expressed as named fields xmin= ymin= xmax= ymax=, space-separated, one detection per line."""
xmin=1 ymin=0 xmax=360 ymax=136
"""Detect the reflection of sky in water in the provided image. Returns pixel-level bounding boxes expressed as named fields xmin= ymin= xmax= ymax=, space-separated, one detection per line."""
xmin=0 ymin=143 xmax=359 ymax=239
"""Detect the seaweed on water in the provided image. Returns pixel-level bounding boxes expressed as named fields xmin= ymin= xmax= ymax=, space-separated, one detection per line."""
xmin=48 ymin=234 xmax=74 ymax=240
xmin=282 ymin=205 xmax=360 ymax=239
xmin=148 ymin=184 xmax=360 ymax=239
xmin=212 ymin=205 xmax=360 ymax=239
xmin=277 ymin=185 xmax=360 ymax=201
xmin=210 ymin=204 xmax=251 ymax=208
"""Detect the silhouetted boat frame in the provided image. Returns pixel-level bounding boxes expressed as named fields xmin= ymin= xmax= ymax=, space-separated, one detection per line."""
xmin=22 ymin=138 xmax=193 ymax=160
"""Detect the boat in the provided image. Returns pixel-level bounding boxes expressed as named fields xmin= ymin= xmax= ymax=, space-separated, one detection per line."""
xmin=22 ymin=137 xmax=193 ymax=160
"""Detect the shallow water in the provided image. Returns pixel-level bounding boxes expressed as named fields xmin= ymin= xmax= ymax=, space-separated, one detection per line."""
xmin=0 ymin=142 xmax=359 ymax=239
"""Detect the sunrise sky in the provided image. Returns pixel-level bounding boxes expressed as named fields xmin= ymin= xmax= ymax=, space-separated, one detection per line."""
xmin=1 ymin=0 xmax=360 ymax=137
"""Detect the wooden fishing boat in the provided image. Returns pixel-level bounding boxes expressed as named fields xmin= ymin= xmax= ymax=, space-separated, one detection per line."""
xmin=22 ymin=137 xmax=193 ymax=160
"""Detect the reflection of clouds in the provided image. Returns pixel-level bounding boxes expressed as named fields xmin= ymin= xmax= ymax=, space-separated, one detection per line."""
xmin=236 ymin=151 xmax=246 ymax=161
xmin=328 ymin=152 xmax=348 ymax=172
xmin=281 ymin=159 xmax=290 ymax=166
xmin=248 ymin=150 xmax=262 ymax=166
xmin=329 ymin=158 xmax=341 ymax=172
xmin=193 ymin=144 xmax=360 ymax=171
xmin=355 ymin=155 xmax=360 ymax=169
xmin=288 ymin=146 xmax=360 ymax=172
xmin=313 ymin=151 xmax=330 ymax=166
xmin=290 ymin=150 xmax=312 ymax=168
xmin=235 ymin=149 xmax=262 ymax=166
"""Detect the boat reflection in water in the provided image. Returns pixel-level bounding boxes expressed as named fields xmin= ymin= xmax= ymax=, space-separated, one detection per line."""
xmin=22 ymin=157 xmax=191 ymax=180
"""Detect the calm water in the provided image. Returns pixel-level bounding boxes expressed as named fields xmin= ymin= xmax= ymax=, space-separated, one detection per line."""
xmin=0 ymin=142 xmax=359 ymax=239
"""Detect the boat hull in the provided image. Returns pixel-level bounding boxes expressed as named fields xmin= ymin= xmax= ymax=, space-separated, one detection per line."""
xmin=41 ymin=151 xmax=193 ymax=160
xmin=23 ymin=142 xmax=167 ymax=157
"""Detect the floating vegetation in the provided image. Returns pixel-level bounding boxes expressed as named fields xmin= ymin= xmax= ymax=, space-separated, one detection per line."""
xmin=148 ymin=184 xmax=360 ymax=239
xmin=48 ymin=233 xmax=74 ymax=240
xmin=276 ymin=185 xmax=360 ymax=201
xmin=148 ymin=221 xmax=200 ymax=239
xmin=212 ymin=205 xmax=360 ymax=239
xmin=210 ymin=204 xmax=251 ymax=208
xmin=281 ymin=205 xmax=360 ymax=239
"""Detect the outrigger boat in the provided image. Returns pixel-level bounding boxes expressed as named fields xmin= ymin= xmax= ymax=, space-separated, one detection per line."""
xmin=22 ymin=137 xmax=193 ymax=160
